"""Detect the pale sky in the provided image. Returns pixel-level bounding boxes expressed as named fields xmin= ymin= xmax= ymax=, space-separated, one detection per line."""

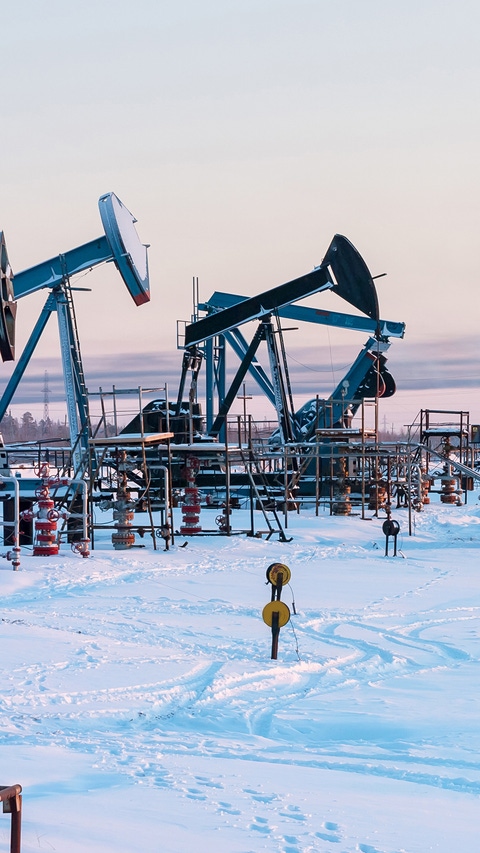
xmin=2 ymin=0 xmax=480 ymax=429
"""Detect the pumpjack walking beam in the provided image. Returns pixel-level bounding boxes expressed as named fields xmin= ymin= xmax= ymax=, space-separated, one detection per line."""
xmin=200 ymin=290 xmax=405 ymax=340
xmin=184 ymin=233 xmax=382 ymax=349
xmin=185 ymin=265 xmax=333 ymax=347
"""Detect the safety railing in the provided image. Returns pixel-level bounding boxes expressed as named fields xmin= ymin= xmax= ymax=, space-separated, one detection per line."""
xmin=0 ymin=785 xmax=22 ymax=853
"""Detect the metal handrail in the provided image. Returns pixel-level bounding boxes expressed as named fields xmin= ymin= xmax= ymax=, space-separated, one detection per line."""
xmin=0 ymin=785 xmax=22 ymax=853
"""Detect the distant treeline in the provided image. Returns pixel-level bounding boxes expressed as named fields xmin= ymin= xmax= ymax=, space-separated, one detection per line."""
xmin=0 ymin=409 xmax=409 ymax=446
xmin=0 ymin=411 xmax=70 ymax=444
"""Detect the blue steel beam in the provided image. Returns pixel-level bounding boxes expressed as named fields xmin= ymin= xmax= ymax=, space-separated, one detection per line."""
xmin=187 ymin=233 xmax=382 ymax=347
xmin=13 ymin=193 xmax=150 ymax=305
xmin=200 ymin=292 xmax=405 ymax=339
xmin=13 ymin=237 xmax=112 ymax=299
xmin=203 ymin=327 xmax=275 ymax=429
xmin=275 ymin=338 xmax=390 ymax=445
xmin=0 ymin=292 xmax=57 ymax=421
xmin=185 ymin=267 xmax=333 ymax=347
xmin=298 ymin=338 xmax=388 ymax=438
xmin=205 ymin=338 xmax=214 ymax=430
xmin=209 ymin=324 xmax=266 ymax=438
xmin=328 ymin=338 xmax=383 ymax=420
xmin=224 ymin=328 xmax=275 ymax=405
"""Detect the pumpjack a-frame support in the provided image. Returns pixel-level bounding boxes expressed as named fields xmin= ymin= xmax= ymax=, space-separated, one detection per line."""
xmin=201 ymin=304 xmax=404 ymax=437
xmin=0 ymin=287 xmax=91 ymax=473
xmin=205 ymin=315 xmax=300 ymax=442
xmin=0 ymin=193 xmax=150 ymax=474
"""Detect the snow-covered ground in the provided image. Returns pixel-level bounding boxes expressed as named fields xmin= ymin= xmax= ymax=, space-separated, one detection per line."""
xmin=1 ymin=496 xmax=480 ymax=852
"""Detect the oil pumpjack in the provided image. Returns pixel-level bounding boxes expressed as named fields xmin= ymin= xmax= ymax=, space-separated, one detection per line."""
xmin=0 ymin=194 xmax=155 ymax=553
xmin=0 ymin=193 xmax=150 ymax=475
xmin=0 ymin=205 xmax=406 ymax=545
xmin=180 ymin=234 xmax=405 ymax=445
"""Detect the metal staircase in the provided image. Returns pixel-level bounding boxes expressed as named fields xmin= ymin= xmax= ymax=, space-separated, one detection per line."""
xmin=238 ymin=448 xmax=292 ymax=542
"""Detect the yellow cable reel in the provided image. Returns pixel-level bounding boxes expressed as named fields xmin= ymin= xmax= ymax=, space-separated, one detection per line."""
xmin=262 ymin=600 xmax=291 ymax=628
xmin=266 ymin=562 xmax=291 ymax=586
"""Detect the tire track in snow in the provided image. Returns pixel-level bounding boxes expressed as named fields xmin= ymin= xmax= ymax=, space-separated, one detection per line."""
xmin=3 ymin=519 xmax=480 ymax=803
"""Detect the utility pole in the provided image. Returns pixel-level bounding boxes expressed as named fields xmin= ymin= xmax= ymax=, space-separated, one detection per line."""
xmin=42 ymin=370 xmax=50 ymax=433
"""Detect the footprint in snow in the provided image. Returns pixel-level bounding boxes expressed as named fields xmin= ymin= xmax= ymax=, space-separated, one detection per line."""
xmin=315 ymin=820 xmax=341 ymax=843
xmin=250 ymin=816 xmax=271 ymax=834
xmin=315 ymin=829 xmax=341 ymax=843
xmin=243 ymin=787 xmax=277 ymax=803
xmin=283 ymin=834 xmax=301 ymax=853
xmin=252 ymin=792 xmax=277 ymax=803
xmin=194 ymin=775 xmax=223 ymax=789
xmin=279 ymin=804 xmax=307 ymax=821
xmin=217 ymin=801 xmax=240 ymax=815
xmin=186 ymin=787 xmax=206 ymax=801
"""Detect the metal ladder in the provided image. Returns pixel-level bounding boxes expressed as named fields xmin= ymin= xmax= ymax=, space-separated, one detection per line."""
xmin=238 ymin=448 xmax=292 ymax=542
xmin=57 ymin=276 xmax=95 ymax=480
